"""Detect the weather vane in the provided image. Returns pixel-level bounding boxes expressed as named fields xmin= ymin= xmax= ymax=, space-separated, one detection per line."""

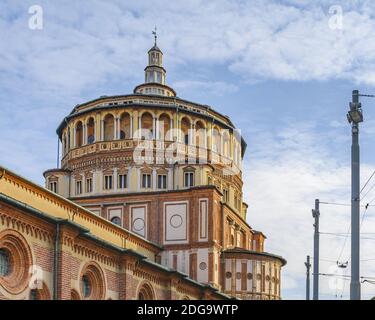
xmin=152 ymin=26 xmax=157 ymax=46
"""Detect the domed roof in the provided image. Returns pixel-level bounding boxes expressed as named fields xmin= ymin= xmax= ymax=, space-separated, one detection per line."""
xmin=148 ymin=44 xmax=162 ymax=53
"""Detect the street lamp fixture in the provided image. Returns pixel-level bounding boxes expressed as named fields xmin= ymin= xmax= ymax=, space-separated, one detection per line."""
xmin=347 ymin=102 xmax=363 ymax=124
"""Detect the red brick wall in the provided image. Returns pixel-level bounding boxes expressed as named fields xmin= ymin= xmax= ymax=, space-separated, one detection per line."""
xmin=105 ymin=268 xmax=119 ymax=293
xmin=33 ymin=242 xmax=53 ymax=273
xmin=57 ymin=250 xmax=72 ymax=300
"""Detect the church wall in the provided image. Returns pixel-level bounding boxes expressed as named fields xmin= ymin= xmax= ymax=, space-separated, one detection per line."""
xmin=0 ymin=196 xmax=228 ymax=300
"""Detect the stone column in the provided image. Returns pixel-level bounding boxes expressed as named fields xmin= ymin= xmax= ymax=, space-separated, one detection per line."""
xmin=153 ymin=117 xmax=156 ymax=140
xmin=114 ymin=117 xmax=117 ymax=140
xmin=155 ymin=117 xmax=160 ymax=140
xmin=83 ymin=124 xmax=87 ymax=145
xmin=100 ymin=119 xmax=104 ymax=141
xmin=130 ymin=115 xmax=133 ymax=138
xmin=169 ymin=118 xmax=173 ymax=141
xmin=73 ymin=127 xmax=76 ymax=148
xmin=138 ymin=116 xmax=141 ymax=139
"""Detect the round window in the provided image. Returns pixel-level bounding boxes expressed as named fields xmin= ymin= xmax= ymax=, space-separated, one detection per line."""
xmin=81 ymin=275 xmax=91 ymax=298
xmin=111 ymin=217 xmax=122 ymax=226
xmin=0 ymin=230 xmax=33 ymax=294
xmin=0 ymin=249 xmax=10 ymax=277
xmin=79 ymin=262 xmax=106 ymax=300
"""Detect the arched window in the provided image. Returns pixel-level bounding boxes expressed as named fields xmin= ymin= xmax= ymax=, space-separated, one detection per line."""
xmin=141 ymin=112 xmax=154 ymax=140
xmin=81 ymin=275 xmax=91 ymax=298
xmin=195 ymin=121 xmax=206 ymax=147
xmin=68 ymin=129 xmax=71 ymax=150
xmin=0 ymin=249 xmax=10 ymax=276
xmin=80 ymin=262 xmax=106 ymax=300
xmin=138 ymin=283 xmax=155 ymax=300
xmin=180 ymin=117 xmax=190 ymax=145
xmin=103 ymin=114 xmax=114 ymax=141
xmin=87 ymin=118 xmax=95 ymax=144
xmin=158 ymin=114 xmax=170 ymax=141
xmin=111 ymin=216 xmax=122 ymax=226
xmin=120 ymin=113 xmax=131 ymax=140
xmin=75 ymin=121 xmax=83 ymax=147
xmin=223 ymin=131 xmax=230 ymax=158
xmin=212 ymin=127 xmax=221 ymax=153
xmin=62 ymin=134 xmax=67 ymax=155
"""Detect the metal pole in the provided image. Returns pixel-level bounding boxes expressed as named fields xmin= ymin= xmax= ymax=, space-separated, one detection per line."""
xmin=350 ymin=90 xmax=361 ymax=300
xmin=305 ymin=255 xmax=311 ymax=300
xmin=312 ymin=199 xmax=320 ymax=300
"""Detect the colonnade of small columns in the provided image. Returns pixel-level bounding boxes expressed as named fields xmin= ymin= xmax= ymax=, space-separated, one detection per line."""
xmin=61 ymin=109 xmax=242 ymax=168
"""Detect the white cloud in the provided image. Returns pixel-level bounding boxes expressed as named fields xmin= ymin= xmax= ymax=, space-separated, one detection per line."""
xmin=3 ymin=0 xmax=375 ymax=99
xmin=2 ymin=0 xmax=375 ymax=300
xmin=173 ymin=80 xmax=238 ymax=96
xmin=243 ymin=120 xmax=375 ymax=299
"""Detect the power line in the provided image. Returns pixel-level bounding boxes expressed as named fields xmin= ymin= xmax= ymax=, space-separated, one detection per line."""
xmin=317 ymin=273 xmax=375 ymax=281
xmin=357 ymin=93 xmax=375 ymax=98
xmin=320 ymin=233 xmax=375 ymax=240
xmin=320 ymin=232 xmax=375 ymax=235
xmin=319 ymin=202 xmax=351 ymax=207
xmin=336 ymin=205 xmax=369 ymax=299
xmin=360 ymin=181 xmax=375 ymax=201
xmin=312 ymin=197 xmax=373 ymax=299
xmin=319 ymin=292 xmax=375 ymax=298
xmin=360 ymin=169 xmax=375 ymax=194
xmin=337 ymin=223 xmax=351 ymax=262
xmin=366 ymin=195 xmax=375 ymax=206
xmin=319 ymin=201 xmax=374 ymax=208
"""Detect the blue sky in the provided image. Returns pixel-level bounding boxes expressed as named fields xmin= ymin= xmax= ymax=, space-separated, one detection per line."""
xmin=2 ymin=0 xmax=375 ymax=299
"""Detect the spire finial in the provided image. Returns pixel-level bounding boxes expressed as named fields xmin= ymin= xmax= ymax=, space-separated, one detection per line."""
xmin=152 ymin=26 xmax=157 ymax=46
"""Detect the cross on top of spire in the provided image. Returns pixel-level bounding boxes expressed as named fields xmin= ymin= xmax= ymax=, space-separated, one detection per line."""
xmin=152 ymin=26 xmax=157 ymax=46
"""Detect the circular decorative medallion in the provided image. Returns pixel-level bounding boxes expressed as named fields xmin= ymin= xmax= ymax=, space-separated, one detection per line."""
xmin=247 ymin=273 xmax=253 ymax=280
xmin=225 ymin=272 xmax=232 ymax=279
xmin=0 ymin=230 xmax=33 ymax=295
xmin=199 ymin=262 xmax=207 ymax=270
xmin=133 ymin=218 xmax=145 ymax=232
xmin=236 ymin=272 xmax=241 ymax=280
xmin=169 ymin=214 xmax=183 ymax=228
xmin=80 ymin=262 xmax=106 ymax=300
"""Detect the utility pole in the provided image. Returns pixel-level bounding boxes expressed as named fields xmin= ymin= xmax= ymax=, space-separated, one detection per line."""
xmin=312 ymin=199 xmax=320 ymax=300
xmin=347 ymin=90 xmax=363 ymax=300
xmin=305 ymin=255 xmax=311 ymax=300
